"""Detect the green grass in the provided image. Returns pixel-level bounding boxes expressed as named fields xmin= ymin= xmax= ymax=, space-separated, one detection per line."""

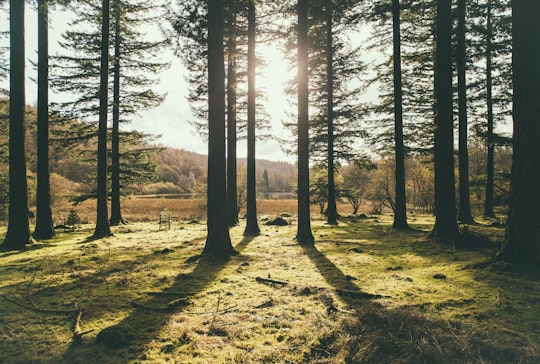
xmin=0 ymin=215 xmax=538 ymax=363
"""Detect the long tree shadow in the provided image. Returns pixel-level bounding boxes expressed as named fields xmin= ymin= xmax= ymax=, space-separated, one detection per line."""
xmin=299 ymin=236 xmax=535 ymax=362
xmin=58 ymin=236 xmax=255 ymax=363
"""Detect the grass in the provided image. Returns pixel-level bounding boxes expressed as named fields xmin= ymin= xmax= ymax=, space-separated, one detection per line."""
xmin=0 ymin=210 xmax=539 ymax=363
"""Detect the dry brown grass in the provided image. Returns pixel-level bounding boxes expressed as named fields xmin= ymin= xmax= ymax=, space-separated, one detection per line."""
xmin=49 ymin=197 xmax=360 ymax=225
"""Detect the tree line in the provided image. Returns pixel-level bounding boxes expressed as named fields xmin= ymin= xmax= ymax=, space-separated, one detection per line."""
xmin=1 ymin=0 xmax=539 ymax=265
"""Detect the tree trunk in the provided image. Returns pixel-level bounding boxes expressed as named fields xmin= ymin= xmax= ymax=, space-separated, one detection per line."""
xmin=484 ymin=0 xmax=496 ymax=218
xmin=203 ymin=0 xmax=237 ymax=257
xmin=226 ymin=14 xmax=239 ymax=227
xmin=109 ymin=1 xmax=122 ymax=226
xmin=429 ymin=0 xmax=460 ymax=242
xmin=93 ymin=0 xmax=112 ymax=239
xmin=33 ymin=0 xmax=55 ymax=240
xmin=2 ymin=0 xmax=33 ymax=250
xmin=501 ymin=0 xmax=540 ymax=265
xmin=109 ymin=0 xmax=125 ymax=227
xmin=456 ymin=0 xmax=474 ymax=224
xmin=325 ymin=4 xmax=338 ymax=226
xmin=244 ymin=0 xmax=260 ymax=236
xmin=296 ymin=0 xmax=314 ymax=245
xmin=391 ymin=0 xmax=409 ymax=230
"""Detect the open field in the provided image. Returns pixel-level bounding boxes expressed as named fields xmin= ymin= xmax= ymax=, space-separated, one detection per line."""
xmin=48 ymin=197 xmax=356 ymax=225
xmin=1 ymin=212 xmax=538 ymax=363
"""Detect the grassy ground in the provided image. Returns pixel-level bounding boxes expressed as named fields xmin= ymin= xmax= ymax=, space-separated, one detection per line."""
xmin=0 ymin=213 xmax=538 ymax=363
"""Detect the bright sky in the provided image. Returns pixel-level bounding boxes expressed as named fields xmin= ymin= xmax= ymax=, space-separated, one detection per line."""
xmin=0 ymin=5 xmax=295 ymax=162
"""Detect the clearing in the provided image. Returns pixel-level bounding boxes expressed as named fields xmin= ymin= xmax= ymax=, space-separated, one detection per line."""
xmin=0 ymin=215 xmax=538 ymax=363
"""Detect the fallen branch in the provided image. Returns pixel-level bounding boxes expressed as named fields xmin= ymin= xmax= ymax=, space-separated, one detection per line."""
xmin=255 ymin=276 xmax=289 ymax=286
xmin=0 ymin=294 xmax=78 ymax=314
xmin=254 ymin=299 xmax=273 ymax=309
xmin=72 ymin=309 xmax=94 ymax=346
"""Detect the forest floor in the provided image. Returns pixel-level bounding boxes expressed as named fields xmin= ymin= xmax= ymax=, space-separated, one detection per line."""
xmin=0 ymin=213 xmax=539 ymax=363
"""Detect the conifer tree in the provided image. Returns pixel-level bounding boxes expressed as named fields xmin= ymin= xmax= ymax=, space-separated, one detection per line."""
xmin=502 ymin=0 xmax=540 ymax=265
xmin=34 ymin=0 xmax=55 ymax=240
xmin=2 ymin=0 xmax=33 ymax=250
xmin=203 ymin=0 xmax=237 ymax=257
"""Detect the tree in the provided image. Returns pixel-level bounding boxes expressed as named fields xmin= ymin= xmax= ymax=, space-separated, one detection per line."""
xmin=33 ymin=0 xmax=55 ymax=240
xmin=391 ymin=0 xmax=408 ymax=230
xmin=483 ymin=0 xmax=495 ymax=218
xmin=93 ymin=0 xmax=112 ymax=238
xmin=226 ymin=11 xmax=239 ymax=227
xmin=501 ymin=0 xmax=540 ymax=264
xmin=324 ymin=1 xmax=338 ymax=225
xmin=51 ymin=0 xmax=166 ymax=224
xmin=243 ymin=0 xmax=260 ymax=236
xmin=429 ymin=0 xmax=459 ymax=242
xmin=203 ymin=0 xmax=237 ymax=257
xmin=456 ymin=0 xmax=473 ymax=224
xmin=2 ymin=0 xmax=33 ymax=250
xmin=341 ymin=160 xmax=373 ymax=215
xmin=296 ymin=0 xmax=314 ymax=245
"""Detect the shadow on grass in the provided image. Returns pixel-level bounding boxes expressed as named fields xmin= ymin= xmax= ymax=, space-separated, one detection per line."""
xmin=298 ymin=239 xmax=536 ymax=363
xmin=57 ymin=235 xmax=254 ymax=363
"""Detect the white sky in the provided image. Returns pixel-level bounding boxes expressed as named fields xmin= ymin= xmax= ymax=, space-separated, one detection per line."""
xmin=0 ymin=5 xmax=296 ymax=162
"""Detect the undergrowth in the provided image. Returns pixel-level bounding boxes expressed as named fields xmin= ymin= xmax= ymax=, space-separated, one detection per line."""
xmin=0 ymin=214 xmax=538 ymax=363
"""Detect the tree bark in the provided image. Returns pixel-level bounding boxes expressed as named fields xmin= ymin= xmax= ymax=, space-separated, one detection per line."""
xmin=226 ymin=14 xmax=239 ymax=227
xmin=93 ymin=0 xmax=112 ymax=238
xmin=484 ymin=0 xmax=496 ymax=218
xmin=456 ymin=0 xmax=474 ymax=224
xmin=244 ymin=0 xmax=260 ymax=236
xmin=109 ymin=0 xmax=126 ymax=227
xmin=391 ymin=0 xmax=409 ymax=230
xmin=2 ymin=0 xmax=33 ymax=250
xmin=34 ymin=0 xmax=55 ymax=240
xmin=325 ymin=4 xmax=338 ymax=226
xmin=296 ymin=0 xmax=314 ymax=245
xmin=429 ymin=0 xmax=460 ymax=242
xmin=203 ymin=0 xmax=237 ymax=257
xmin=501 ymin=0 xmax=540 ymax=265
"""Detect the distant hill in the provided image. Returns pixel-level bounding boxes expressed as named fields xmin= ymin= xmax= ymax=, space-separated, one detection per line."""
xmin=150 ymin=147 xmax=297 ymax=195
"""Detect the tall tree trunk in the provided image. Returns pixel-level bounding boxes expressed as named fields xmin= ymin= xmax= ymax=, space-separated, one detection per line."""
xmin=244 ymin=0 xmax=260 ymax=236
xmin=203 ymin=0 xmax=237 ymax=257
xmin=456 ymin=0 xmax=473 ymax=224
xmin=2 ymin=0 xmax=32 ymax=250
xmin=93 ymin=0 xmax=112 ymax=238
xmin=501 ymin=0 xmax=540 ymax=265
xmin=484 ymin=0 xmax=496 ymax=218
xmin=34 ymin=0 xmax=55 ymax=240
xmin=325 ymin=3 xmax=338 ymax=226
xmin=296 ymin=0 xmax=314 ymax=245
xmin=226 ymin=14 xmax=239 ymax=227
xmin=110 ymin=0 xmax=125 ymax=226
xmin=391 ymin=0 xmax=409 ymax=230
xmin=429 ymin=0 xmax=460 ymax=242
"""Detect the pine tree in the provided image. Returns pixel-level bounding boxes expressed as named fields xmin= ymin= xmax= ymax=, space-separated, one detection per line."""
xmin=33 ymin=0 xmax=55 ymax=240
xmin=296 ymin=0 xmax=314 ymax=245
xmin=243 ymin=0 xmax=260 ymax=236
xmin=429 ymin=0 xmax=459 ymax=242
xmin=501 ymin=0 xmax=540 ymax=265
xmin=93 ymin=0 xmax=112 ymax=238
xmin=456 ymin=0 xmax=473 ymax=224
xmin=2 ymin=0 xmax=33 ymax=250
xmin=50 ymin=0 xmax=167 ymax=225
xmin=391 ymin=0 xmax=409 ymax=230
xmin=203 ymin=0 xmax=237 ymax=257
